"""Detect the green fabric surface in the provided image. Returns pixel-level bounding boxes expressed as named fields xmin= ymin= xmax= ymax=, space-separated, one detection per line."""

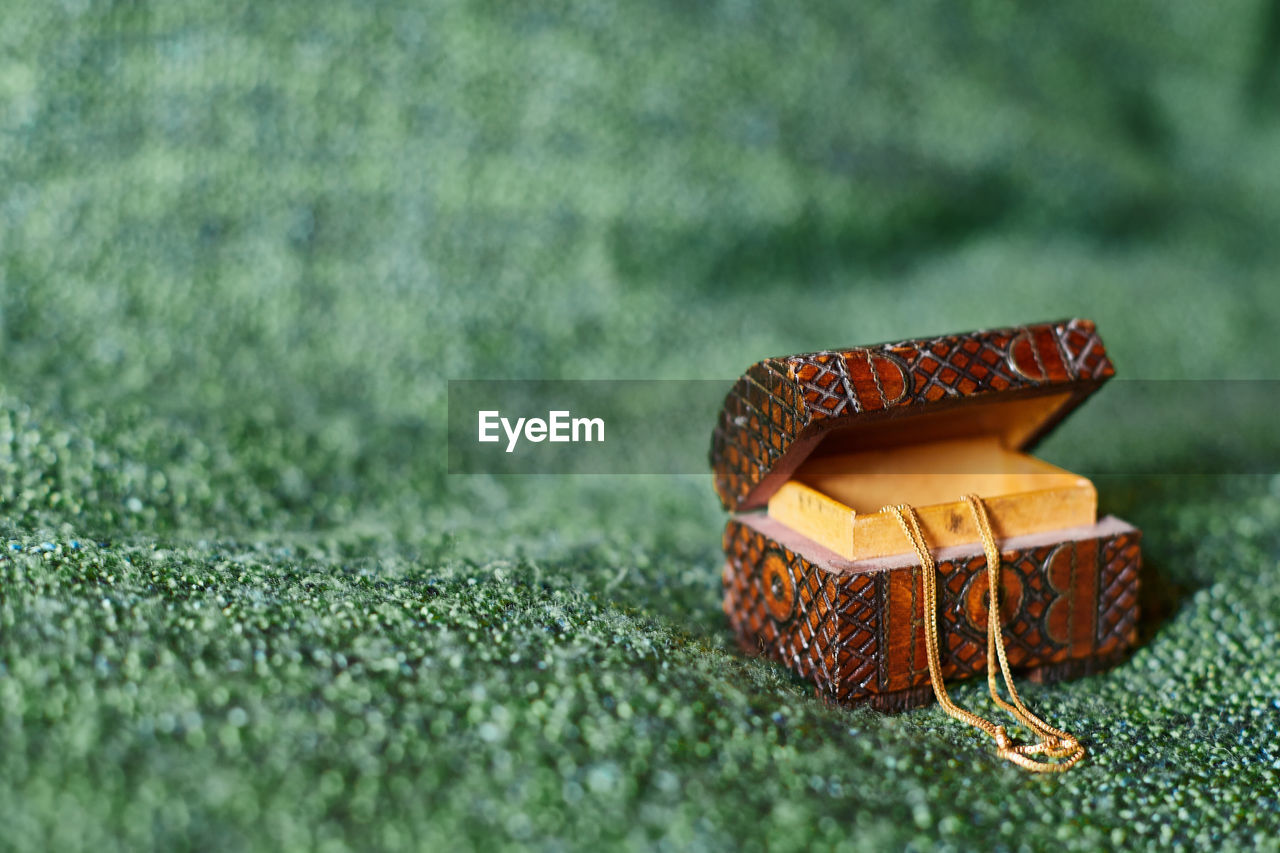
xmin=3 ymin=1 xmax=1280 ymax=850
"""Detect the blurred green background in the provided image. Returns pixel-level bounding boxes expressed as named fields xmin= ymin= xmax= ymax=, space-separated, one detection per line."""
xmin=2 ymin=1 xmax=1280 ymax=850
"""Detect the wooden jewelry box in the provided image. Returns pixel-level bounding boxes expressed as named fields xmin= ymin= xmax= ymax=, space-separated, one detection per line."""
xmin=710 ymin=319 xmax=1141 ymax=712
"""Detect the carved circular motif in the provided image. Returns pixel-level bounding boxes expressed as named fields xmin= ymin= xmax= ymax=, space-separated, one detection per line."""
xmin=1044 ymin=544 xmax=1074 ymax=646
xmin=962 ymin=566 xmax=1024 ymax=632
xmin=1007 ymin=330 xmax=1045 ymax=382
xmin=761 ymin=550 xmax=796 ymax=623
xmin=840 ymin=349 xmax=912 ymax=409
xmin=867 ymin=351 xmax=911 ymax=406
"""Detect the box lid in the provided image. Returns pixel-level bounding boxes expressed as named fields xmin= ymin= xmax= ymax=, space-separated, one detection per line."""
xmin=709 ymin=318 xmax=1115 ymax=512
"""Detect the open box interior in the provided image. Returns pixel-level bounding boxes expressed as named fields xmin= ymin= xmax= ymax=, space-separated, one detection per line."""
xmin=766 ymin=390 xmax=1098 ymax=561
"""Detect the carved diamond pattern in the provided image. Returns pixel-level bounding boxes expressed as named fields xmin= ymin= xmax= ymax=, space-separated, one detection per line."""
xmin=891 ymin=332 xmax=1021 ymax=403
xmin=1098 ymin=533 xmax=1141 ymax=655
xmin=711 ymin=362 xmax=809 ymax=512
xmin=1058 ymin=318 xmax=1113 ymax=380
xmin=788 ymin=352 xmax=860 ymax=417
xmin=722 ymin=521 xmax=880 ymax=699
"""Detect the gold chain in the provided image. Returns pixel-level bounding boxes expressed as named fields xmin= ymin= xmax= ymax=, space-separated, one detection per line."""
xmin=883 ymin=495 xmax=1085 ymax=773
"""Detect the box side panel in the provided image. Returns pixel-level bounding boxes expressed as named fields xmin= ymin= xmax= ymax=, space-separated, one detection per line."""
xmin=722 ymin=519 xmax=881 ymax=703
xmin=1096 ymin=530 xmax=1142 ymax=656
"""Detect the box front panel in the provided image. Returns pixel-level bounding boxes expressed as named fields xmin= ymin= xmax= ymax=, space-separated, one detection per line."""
xmin=722 ymin=518 xmax=1140 ymax=710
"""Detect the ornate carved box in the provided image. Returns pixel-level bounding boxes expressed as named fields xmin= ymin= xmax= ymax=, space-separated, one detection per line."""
xmin=710 ymin=319 xmax=1141 ymax=711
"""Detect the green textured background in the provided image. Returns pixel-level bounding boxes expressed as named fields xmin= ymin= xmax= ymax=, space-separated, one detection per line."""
xmin=3 ymin=2 xmax=1280 ymax=850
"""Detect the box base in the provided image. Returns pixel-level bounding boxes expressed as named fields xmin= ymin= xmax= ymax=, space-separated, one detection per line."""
xmin=723 ymin=513 xmax=1140 ymax=712
xmin=806 ymin=650 xmax=1133 ymax=713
